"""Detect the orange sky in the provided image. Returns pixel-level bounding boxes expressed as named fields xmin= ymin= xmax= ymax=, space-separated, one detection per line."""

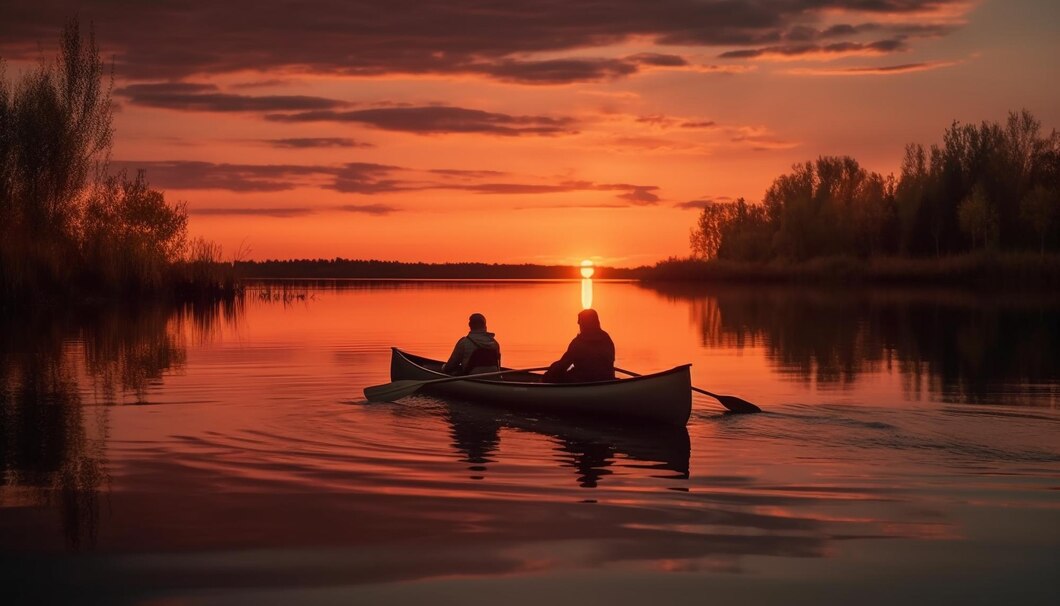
xmin=3 ymin=0 xmax=1058 ymax=265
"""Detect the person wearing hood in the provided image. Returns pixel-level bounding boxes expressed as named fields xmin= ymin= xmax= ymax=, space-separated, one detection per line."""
xmin=543 ymin=309 xmax=615 ymax=383
xmin=442 ymin=313 xmax=502 ymax=375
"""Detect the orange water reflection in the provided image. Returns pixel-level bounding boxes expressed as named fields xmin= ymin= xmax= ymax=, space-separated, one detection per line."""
xmin=1 ymin=281 xmax=1058 ymax=602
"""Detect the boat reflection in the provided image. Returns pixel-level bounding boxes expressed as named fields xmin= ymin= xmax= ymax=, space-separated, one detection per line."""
xmin=443 ymin=399 xmax=690 ymax=487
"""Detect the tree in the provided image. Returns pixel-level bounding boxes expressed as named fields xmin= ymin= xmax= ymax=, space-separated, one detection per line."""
xmin=683 ymin=110 xmax=1059 ymax=264
xmin=958 ymin=184 xmax=997 ymax=250
xmin=895 ymin=143 xmax=928 ymax=254
xmin=1020 ymin=185 xmax=1057 ymax=256
xmin=761 ymin=156 xmax=890 ymax=259
xmin=0 ymin=18 xmax=218 ymax=301
xmin=690 ymin=202 xmax=730 ymax=259
xmin=7 ymin=17 xmax=112 ymax=234
xmin=717 ymin=198 xmax=772 ymax=261
xmin=82 ymin=171 xmax=188 ymax=289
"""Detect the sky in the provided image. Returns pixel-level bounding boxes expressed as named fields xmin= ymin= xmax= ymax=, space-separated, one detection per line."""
xmin=1 ymin=0 xmax=1058 ymax=265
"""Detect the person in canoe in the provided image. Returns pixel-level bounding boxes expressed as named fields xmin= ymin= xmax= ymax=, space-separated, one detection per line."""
xmin=543 ymin=308 xmax=616 ymax=383
xmin=442 ymin=313 xmax=502 ymax=376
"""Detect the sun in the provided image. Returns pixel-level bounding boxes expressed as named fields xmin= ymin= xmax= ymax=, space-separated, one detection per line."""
xmin=579 ymin=259 xmax=595 ymax=279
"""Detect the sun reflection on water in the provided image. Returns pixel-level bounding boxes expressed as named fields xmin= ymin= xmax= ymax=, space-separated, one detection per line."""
xmin=579 ymin=260 xmax=594 ymax=279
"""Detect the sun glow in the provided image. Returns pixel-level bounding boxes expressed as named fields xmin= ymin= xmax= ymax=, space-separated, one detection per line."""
xmin=579 ymin=260 xmax=595 ymax=279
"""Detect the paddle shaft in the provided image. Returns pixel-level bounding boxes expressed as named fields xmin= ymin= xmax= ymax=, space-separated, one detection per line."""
xmin=613 ymin=366 xmax=716 ymax=397
xmin=364 ymin=366 xmax=549 ymax=402
xmin=613 ymin=366 xmax=761 ymax=414
xmin=409 ymin=366 xmax=549 ymax=387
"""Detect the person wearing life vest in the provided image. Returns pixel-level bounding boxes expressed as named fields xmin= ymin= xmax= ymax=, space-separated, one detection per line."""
xmin=442 ymin=313 xmax=502 ymax=375
xmin=543 ymin=308 xmax=615 ymax=383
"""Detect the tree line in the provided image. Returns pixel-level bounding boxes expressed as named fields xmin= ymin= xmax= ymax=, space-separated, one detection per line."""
xmin=238 ymin=259 xmax=637 ymax=279
xmin=690 ymin=111 xmax=1060 ymax=262
xmin=0 ymin=19 xmax=234 ymax=307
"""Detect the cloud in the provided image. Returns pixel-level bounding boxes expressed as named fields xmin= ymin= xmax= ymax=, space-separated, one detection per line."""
xmin=334 ymin=203 xmax=397 ymax=215
xmin=513 ymin=202 xmax=630 ymax=210
xmin=636 ymin=115 xmax=679 ymax=127
xmin=606 ymin=136 xmax=709 ymax=153
xmin=0 ymin=1 xmax=971 ymax=82
xmin=787 ymin=60 xmax=959 ymax=76
xmin=627 ymin=53 xmax=689 ymax=67
xmin=188 ymin=203 xmax=396 ymax=217
xmin=117 ymin=84 xmax=575 ymax=137
xmin=189 ymin=207 xmax=316 ymax=217
xmin=636 ymin=115 xmax=716 ymax=129
xmin=778 ymin=21 xmax=957 ymax=43
xmin=615 ymin=186 xmax=661 ymax=205
xmin=111 ymin=160 xmax=327 ymax=192
xmin=719 ymin=39 xmax=908 ymax=61
xmin=265 ymin=138 xmax=374 ymax=149
xmin=728 ymin=126 xmax=801 ymax=151
xmin=459 ymin=183 xmax=584 ymax=195
xmin=433 ymin=180 xmax=663 ymax=205
xmin=266 ymin=106 xmax=577 ymax=136
xmin=470 ymin=53 xmax=687 ymax=85
xmin=428 ymin=169 xmax=510 ymax=178
xmin=116 ymin=82 xmax=347 ymax=112
xmin=730 ymin=136 xmax=800 ymax=151
xmin=323 ymin=163 xmax=407 ymax=194
xmin=111 ymin=160 xmax=394 ymax=192
xmin=675 ymin=196 xmax=735 ymax=209
xmin=114 ymin=159 xmax=659 ymax=205
xmin=693 ymin=64 xmax=759 ymax=75
xmin=474 ymin=58 xmax=639 ymax=84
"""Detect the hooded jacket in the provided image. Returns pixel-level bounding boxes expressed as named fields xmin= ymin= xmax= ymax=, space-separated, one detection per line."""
xmin=551 ymin=327 xmax=615 ymax=382
xmin=442 ymin=329 xmax=501 ymax=375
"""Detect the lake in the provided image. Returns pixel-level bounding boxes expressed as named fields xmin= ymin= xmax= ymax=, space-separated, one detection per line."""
xmin=2 ymin=280 xmax=1058 ymax=605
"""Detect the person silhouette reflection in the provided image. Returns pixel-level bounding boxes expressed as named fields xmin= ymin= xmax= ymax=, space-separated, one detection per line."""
xmin=543 ymin=309 xmax=615 ymax=383
xmin=442 ymin=313 xmax=501 ymax=375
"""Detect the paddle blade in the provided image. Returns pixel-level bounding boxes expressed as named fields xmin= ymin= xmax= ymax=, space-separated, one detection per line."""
xmin=363 ymin=379 xmax=425 ymax=402
xmin=715 ymin=394 xmax=761 ymax=414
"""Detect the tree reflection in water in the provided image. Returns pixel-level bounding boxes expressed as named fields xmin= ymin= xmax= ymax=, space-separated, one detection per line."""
xmin=645 ymin=283 xmax=1060 ymax=405
xmin=0 ymin=298 xmax=241 ymax=549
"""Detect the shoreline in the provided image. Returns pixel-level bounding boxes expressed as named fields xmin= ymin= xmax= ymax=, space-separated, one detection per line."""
xmin=638 ymin=252 xmax=1060 ymax=290
xmin=233 ymin=253 xmax=1060 ymax=290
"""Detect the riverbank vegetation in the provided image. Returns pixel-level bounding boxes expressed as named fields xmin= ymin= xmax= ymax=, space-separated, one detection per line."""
xmin=645 ymin=252 xmax=1060 ymax=288
xmin=652 ymin=110 xmax=1060 ymax=286
xmin=0 ymin=19 xmax=238 ymax=309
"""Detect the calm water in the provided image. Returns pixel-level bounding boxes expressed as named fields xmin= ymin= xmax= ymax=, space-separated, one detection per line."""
xmin=2 ymin=280 xmax=1059 ymax=605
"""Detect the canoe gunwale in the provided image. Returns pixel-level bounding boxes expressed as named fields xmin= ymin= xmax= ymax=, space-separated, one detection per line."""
xmin=392 ymin=347 xmax=691 ymax=387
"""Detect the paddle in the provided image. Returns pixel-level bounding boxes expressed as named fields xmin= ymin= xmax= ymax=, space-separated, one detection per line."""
xmin=364 ymin=367 xmax=549 ymax=403
xmin=614 ymin=367 xmax=762 ymax=414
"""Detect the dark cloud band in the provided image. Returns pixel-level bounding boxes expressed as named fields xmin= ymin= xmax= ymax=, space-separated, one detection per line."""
xmin=111 ymin=159 xmax=660 ymax=205
xmin=0 ymin=1 xmax=967 ymax=82
xmin=265 ymin=106 xmax=577 ymax=136
xmin=117 ymin=82 xmax=347 ymax=112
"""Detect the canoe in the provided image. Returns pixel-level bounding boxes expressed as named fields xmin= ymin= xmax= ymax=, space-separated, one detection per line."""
xmin=389 ymin=348 xmax=692 ymax=427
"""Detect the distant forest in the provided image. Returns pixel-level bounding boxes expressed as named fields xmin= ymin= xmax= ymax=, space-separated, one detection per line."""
xmin=686 ymin=110 xmax=1059 ymax=263
xmin=238 ymin=259 xmax=640 ymax=279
